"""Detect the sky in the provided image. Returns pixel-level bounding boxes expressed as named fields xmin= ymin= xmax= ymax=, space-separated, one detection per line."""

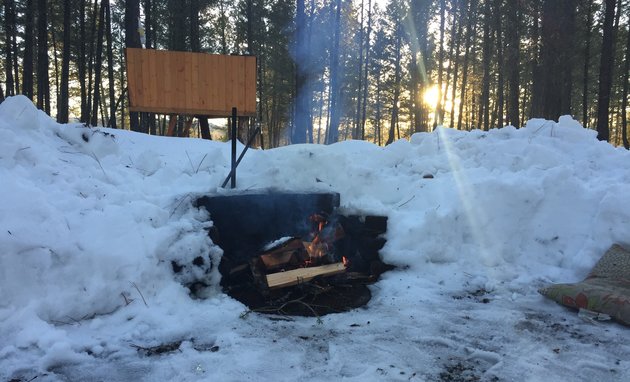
xmin=1 ymin=95 xmax=630 ymax=381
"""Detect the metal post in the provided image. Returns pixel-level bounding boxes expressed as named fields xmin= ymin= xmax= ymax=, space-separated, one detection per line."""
xmin=221 ymin=125 xmax=261 ymax=188
xmin=231 ymin=107 xmax=237 ymax=189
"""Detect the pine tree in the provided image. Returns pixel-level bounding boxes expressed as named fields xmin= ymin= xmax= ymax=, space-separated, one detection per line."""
xmin=58 ymin=0 xmax=71 ymax=123
xmin=596 ymin=0 xmax=617 ymax=141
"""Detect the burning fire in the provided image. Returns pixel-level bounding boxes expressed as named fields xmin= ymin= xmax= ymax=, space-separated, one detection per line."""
xmin=257 ymin=213 xmax=356 ymax=290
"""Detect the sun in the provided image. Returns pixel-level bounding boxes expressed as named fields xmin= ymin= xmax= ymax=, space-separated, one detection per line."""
xmin=423 ymin=85 xmax=440 ymax=109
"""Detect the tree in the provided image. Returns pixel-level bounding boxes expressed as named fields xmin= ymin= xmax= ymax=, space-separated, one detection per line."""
xmin=58 ymin=0 xmax=71 ymax=123
xmin=408 ymin=0 xmax=430 ymax=133
xmin=36 ymin=0 xmax=50 ymax=113
xmin=105 ymin=0 xmax=116 ymax=128
xmin=505 ymin=0 xmax=519 ymax=128
xmin=125 ymin=0 xmax=141 ymax=132
xmin=191 ymin=0 xmax=211 ymax=140
xmin=532 ymin=0 xmax=575 ymax=120
xmin=493 ymin=0 xmax=505 ymax=128
xmin=434 ymin=0 xmax=446 ymax=128
xmin=596 ymin=0 xmax=617 ymax=142
xmin=622 ymin=13 xmax=630 ymax=149
xmin=78 ymin=0 xmax=87 ymax=122
xmin=457 ymin=0 xmax=477 ymax=130
xmin=326 ymin=0 xmax=342 ymax=144
xmin=581 ymin=0 xmax=593 ymax=128
xmin=91 ymin=1 xmax=105 ymax=126
xmin=23 ymin=0 xmax=35 ymax=100
xmin=448 ymin=0 xmax=464 ymax=128
xmin=386 ymin=1 xmax=404 ymax=145
xmin=359 ymin=0 xmax=373 ymax=140
xmin=479 ymin=0 xmax=491 ymax=131
xmin=3 ymin=0 xmax=17 ymax=96
xmin=293 ymin=0 xmax=311 ymax=144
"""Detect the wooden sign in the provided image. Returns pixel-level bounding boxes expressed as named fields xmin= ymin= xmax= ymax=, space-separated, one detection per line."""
xmin=125 ymin=48 xmax=256 ymax=117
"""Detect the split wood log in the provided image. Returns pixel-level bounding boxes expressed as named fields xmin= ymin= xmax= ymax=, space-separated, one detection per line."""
xmin=266 ymin=262 xmax=346 ymax=289
xmin=260 ymin=238 xmax=306 ymax=270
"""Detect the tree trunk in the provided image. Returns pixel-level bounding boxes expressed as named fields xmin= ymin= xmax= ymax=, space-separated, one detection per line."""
xmin=58 ymin=0 xmax=71 ymax=123
xmin=580 ymin=0 xmax=593 ymax=128
xmin=375 ymin=72 xmax=382 ymax=145
xmin=145 ymin=0 xmax=152 ymax=49
xmin=10 ymin=13 xmax=19 ymax=94
xmin=505 ymin=0 xmax=519 ymax=127
xmin=494 ymin=0 xmax=504 ymax=128
xmin=22 ymin=0 xmax=35 ymax=100
xmin=144 ymin=0 xmax=156 ymax=134
xmin=86 ymin=0 xmax=98 ymax=124
xmin=360 ymin=0 xmax=372 ymax=140
xmin=91 ymin=1 xmax=105 ymax=127
xmin=105 ymin=1 xmax=116 ymax=128
xmin=434 ymin=0 xmax=446 ymax=128
xmin=621 ymin=13 xmax=630 ymax=149
xmin=353 ymin=0 xmax=365 ymax=139
xmin=442 ymin=0 xmax=459 ymax=127
xmin=457 ymin=0 xmax=478 ymax=130
xmin=529 ymin=0 xmax=542 ymax=119
xmin=533 ymin=0 xmax=575 ymax=120
xmin=596 ymin=0 xmax=617 ymax=141
xmin=387 ymin=23 xmax=402 ymax=145
xmin=77 ymin=0 xmax=87 ymax=122
xmin=3 ymin=0 xmax=16 ymax=96
xmin=479 ymin=0 xmax=491 ymax=131
xmin=293 ymin=0 xmax=310 ymax=144
xmin=326 ymin=0 xmax=342 ymax=144
xmin=190 ymin=0 xmax=210 ymax=139
xmin=36 ymin=0 xmax=50 ymax=113
xmin=125 ymin=0 xmax=141 ymax=132
xmin=450 ymin=0 xmax=465 ymax=127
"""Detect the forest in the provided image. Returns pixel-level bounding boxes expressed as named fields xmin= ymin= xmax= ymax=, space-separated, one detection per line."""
xmin=1 ymin=0 xmax=629 ymax=148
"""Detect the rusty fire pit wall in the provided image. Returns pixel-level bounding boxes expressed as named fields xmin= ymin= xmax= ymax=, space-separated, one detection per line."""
xmin=195 ymin=192 xmax=340 ymax=265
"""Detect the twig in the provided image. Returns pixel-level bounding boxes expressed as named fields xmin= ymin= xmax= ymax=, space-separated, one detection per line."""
xmin=244 ymin=296 xmax=324 ymax=324
xmin=169 ymin=193 xmax=192 ymax=218
xmin=50 ymin=319 xmax=75 ymax=326
xmin=121 ymin=292 xmax=134 ymax=305
xmin=398 ymin=195 xmax=416 ymax=208
xmin=185 ymin=151 xmax=195 ymax=172
xmin=90 ymin=151 xmax=108 ymax=179
xmin=130 ymin=282 xmax=148 ymax=307
xmin=65 ymin=315 xmax=82 ymax=325
xmin=530 ymin=120 xmax=554 ymax=140
xmin=195 ymin=153 xmax=208 ymax=174
xmin=436 ymin=131 xmax=441 ymax=152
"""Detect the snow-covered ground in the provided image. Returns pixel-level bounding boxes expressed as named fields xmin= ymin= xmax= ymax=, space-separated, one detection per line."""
xmin=1 ymin=95 xmax=629 ymax=381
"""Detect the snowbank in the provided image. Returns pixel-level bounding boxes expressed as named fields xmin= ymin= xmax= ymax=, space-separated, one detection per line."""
xmin=1 ymin=95 xmax=629 ymax=381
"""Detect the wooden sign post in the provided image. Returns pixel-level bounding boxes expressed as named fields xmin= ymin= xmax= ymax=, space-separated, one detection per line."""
xmin=125 ymin=48 xmax=256 ymax=118
xmin=126 ymin=49 xmax=258 ymax=188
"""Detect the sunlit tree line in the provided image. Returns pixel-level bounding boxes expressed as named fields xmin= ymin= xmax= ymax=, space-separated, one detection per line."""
xmin=1 ymin=0 xmax=629 ymax=148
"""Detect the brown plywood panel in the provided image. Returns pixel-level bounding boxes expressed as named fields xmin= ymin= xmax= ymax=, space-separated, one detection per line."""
xmin=190 ymin=52 xmax=200 ymax=112
xmin=126 ymin=48 xmax=140 ymax=106
xmin=125 ymin=48 xmax=256 ymax=116
xmin=236 ymin=57 xmax=246 ymax=111
xmin=218 ymin=55 xmax=229 ymax=112
xmin=173 ymin=51 xmax=187 ymax=110
xmin=244 ymin=57 xmax=257 ymax=113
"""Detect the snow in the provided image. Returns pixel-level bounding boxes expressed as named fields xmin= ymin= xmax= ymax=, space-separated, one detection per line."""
xmin=1 ymin=94 xmax=630 ymax=381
